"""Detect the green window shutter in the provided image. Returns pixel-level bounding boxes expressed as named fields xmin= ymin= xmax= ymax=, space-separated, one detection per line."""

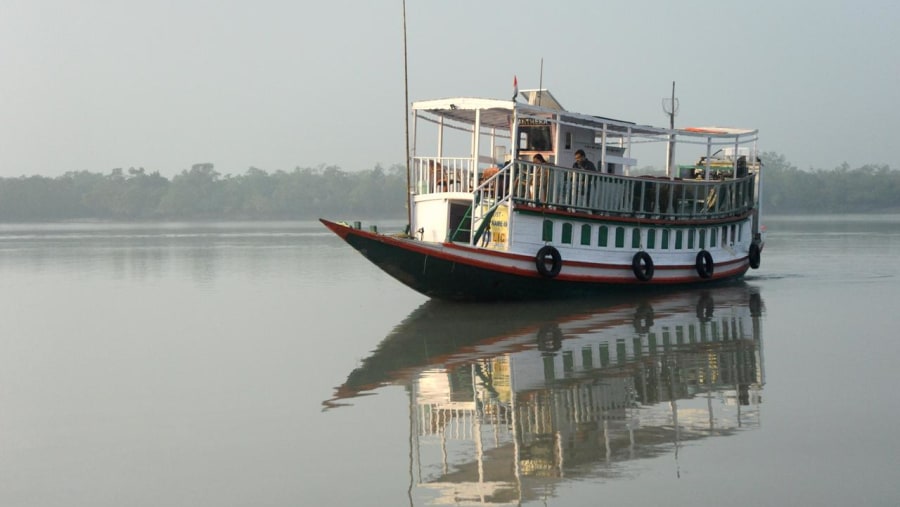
xmin=598 ymin=225 xmax=608 ymax=247
xmin=615 ymin=227 xmax=625 ymax=248
xmin=562 ymin=223 xmax=573 ymax=244
xmin=662 ymin=229 xmax=670 ymax=250
xmin=675 ymin=230 xmax=683 ymax=249
xmin=542 ymin=219 xmax=553 ymax=242
xmin=580 ymin=224 xmax=591 ymax=245
xmin=647 ymin=229 xmax=656 ymax=249
xmin=631 ymin=228 xmax=641 ymax=248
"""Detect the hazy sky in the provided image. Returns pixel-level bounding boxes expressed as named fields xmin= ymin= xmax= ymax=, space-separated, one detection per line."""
xmin=1 ymin=1 xmax=897 ymax=178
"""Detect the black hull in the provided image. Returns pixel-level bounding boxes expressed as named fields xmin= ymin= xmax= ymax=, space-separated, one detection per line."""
xmin=321 ymin=219 xmax=747 ymax=302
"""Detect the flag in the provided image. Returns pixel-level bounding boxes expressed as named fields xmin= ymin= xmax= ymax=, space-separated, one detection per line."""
xmin=512 ymin=75 xmax=518 ymax=101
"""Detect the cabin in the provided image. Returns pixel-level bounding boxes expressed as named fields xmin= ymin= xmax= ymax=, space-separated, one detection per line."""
xmin=408 ymin=89 xmax=762 ymax=257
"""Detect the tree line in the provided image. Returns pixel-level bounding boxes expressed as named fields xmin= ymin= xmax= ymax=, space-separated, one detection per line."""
xmin=0 ymin=153 xmax=896 ymax=222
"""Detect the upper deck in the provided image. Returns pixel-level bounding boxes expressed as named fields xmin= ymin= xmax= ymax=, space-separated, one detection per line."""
xmin=409 ymin=89 xmax=761 ymax=245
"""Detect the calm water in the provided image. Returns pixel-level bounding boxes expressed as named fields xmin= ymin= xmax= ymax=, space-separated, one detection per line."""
xmin=0 ymin=216 xmax=898 ymax=506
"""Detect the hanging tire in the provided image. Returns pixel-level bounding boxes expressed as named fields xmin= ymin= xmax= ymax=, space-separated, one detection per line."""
xmin=748 ymin=242 xmax=761 ymax=269
xmin=695 ymin=250 xmax=714 ymax=279
xmin=535 ymin=245 xmax=562 ymax=278
xmin=632 ymin=251 xmax=654 ymax=281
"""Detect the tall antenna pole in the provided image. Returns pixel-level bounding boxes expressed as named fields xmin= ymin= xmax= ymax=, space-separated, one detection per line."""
xmin=402 ymin=0 xmax=412 ymax=230
xmin=537 ymin=58 xmax=544 ymax=106
xmin=662 ymin=81 xmax=678 ymax=177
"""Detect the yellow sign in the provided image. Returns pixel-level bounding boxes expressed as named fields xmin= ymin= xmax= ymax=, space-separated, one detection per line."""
xmin=481 ymin=204 xmax=509 ymax=249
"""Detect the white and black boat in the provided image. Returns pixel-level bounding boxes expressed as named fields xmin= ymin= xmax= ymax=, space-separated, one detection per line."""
xmin=322 ymin=88 xmax=764 ymax=301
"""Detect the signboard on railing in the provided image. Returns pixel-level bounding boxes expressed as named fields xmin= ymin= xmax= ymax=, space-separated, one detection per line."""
xmin=482 ymin=204 xmax=509 ymax=250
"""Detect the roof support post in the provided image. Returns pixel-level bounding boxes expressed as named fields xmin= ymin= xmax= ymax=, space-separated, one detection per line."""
xmin=437 ymin=115 xmax=444 ymax=160
xmin=600 ymin=124 xmax=607 ymax=173
xmin=705 ymin=137 xmax=712 ymax=179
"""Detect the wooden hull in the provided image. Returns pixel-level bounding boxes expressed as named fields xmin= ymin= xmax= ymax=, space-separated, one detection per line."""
xmin=320 ymin=219 xmax=750 ymax=302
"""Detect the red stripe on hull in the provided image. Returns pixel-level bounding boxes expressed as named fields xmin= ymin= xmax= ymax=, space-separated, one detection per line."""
xmin=321 ymin=218 xmax=749 ymax=285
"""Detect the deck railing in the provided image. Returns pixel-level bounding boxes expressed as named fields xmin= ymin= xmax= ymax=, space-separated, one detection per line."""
xmin=474 ymin=161 xmax=756 ymax=220
xmin=413 ymin=157 xmax=477 ymax=194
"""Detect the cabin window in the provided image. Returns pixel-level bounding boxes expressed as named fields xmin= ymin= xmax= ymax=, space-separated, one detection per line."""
xmin=675 ymin=230 xmax=683 ymax=249
xmin=722 ymin=226 xmax=729 ymax=245
xmin=662 ymin=229 xmax=670 ymax=250
xmin=542 ymin=219 xmax=553 ymax=242
xmin=562 ymin=223 xmax=573 ymax=244
xmin=739 ymin=223 xmax=744 ymax=242
xmin=699 ymin=229 xmax=707 ymax=249
xmin=631 ymin=228 xmax=641 ymax=249
xmin=615 ymin=227 xmax=625 ymax=248
xmin=710 ymin=228 xmax=717 ymax=247
xmin=647 ymin=229 xmax=656 ymax=249
xmin=687 ymin=229 xmax=695 ymax=249
xmin=580 ymin=224 xmax=591 ymax=245
xmin=730 ymin=225 xmax=737 ymax=245
xmin=565 ymin=132 xmax=572 ymax=150
xmin=598 ymin=225 xmax=609 ymax=247
xmin=518 ymin=118 xmax=553 ymax=151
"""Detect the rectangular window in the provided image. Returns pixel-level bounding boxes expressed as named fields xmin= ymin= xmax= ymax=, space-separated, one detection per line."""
xmin=562 ymin=223 xmax=573 ymax=244
xmin=675 ymin=230 xmax=683 ymax=249
xmin=615 ymin=227 xmax=625 ymax=248
xmin=580 ymin=224 xmax=591 ymax=245
xmin=662 ymin=229 xmax=670 ymax=250
xmin=542 ymin=219 xmax=553 ymax=242
xmin=699 ymin=229 xmax=706 ymax=249
xmin=687 ymin=229 xmax=695 ymax=249
xmin=598 ymin=226 xmax=609 ymax=247
xmin=631 ymin=228 xmax=641 ymax=248
xmin=647 ymin=229 xmax=656 ymax=249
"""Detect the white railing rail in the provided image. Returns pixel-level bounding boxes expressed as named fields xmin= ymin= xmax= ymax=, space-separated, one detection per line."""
xmin=473 ymin=161 xmax=756 ymax=220
xmin=412 ymin=157 xmax=477 ymax=194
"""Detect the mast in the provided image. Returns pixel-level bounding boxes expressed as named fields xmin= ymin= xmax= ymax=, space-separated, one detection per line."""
xmin=663 ymin=81 xmax=677 ymax=177
xmin=402 ymin=0 xmax=412 ymax=231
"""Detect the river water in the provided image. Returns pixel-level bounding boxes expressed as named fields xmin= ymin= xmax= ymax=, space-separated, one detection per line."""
xmin=0 ymin=216 xmax=897 ymax=506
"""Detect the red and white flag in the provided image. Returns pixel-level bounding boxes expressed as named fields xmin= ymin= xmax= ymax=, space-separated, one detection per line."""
xmin=512 ymin=75 xmax=518 ymax=101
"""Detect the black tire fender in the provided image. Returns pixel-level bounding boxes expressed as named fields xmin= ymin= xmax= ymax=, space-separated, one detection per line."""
xmin=696 ymin=250 xmax=714 ymax=279
xmin=749 ymin=242 xmax=761 ymax=269
xmin=535 ymin=245 xmax=562 ymax=278
xmin=632 ymin=251 xmax=654 ymax=282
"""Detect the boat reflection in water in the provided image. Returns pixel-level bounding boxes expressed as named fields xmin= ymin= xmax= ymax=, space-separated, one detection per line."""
xmin=326 ymin=283 xmax=765 ymax=504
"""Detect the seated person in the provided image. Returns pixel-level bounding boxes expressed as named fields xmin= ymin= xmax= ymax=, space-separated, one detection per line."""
xmin=573 ymin=149 xmax=596 ymax=171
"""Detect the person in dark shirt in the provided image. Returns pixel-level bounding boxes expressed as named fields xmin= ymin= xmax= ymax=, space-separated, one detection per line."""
xmin=573 ymin=150 xmax=597 ymax=209
xmin=573 ymin=149 xmax=596 ymax=171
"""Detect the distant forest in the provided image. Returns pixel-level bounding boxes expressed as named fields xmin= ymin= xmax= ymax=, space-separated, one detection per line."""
xmin=0 ymin=153 xmax=897 ymax=222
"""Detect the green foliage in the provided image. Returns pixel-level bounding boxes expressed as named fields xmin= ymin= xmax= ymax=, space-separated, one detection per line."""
xmin=0 ymin=163 xmax=408 ymax=222
xmin=759 ymin=153 xmax=900 ymax=213
xmin=0 ymin=156 xmax=896 ymax=221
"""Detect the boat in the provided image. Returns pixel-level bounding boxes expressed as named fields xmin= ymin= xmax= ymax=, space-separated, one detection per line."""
xmin=324 ymin=284 xmax=765 ymax=503
xmin=321 ymin=88 xmax=764 ymax=301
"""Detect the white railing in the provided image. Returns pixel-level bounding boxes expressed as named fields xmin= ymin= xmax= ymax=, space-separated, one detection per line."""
xmin=412 ymin=157 xmax=477 ymax=194
xmin=473 ymin=161 xmax=756 ymax=220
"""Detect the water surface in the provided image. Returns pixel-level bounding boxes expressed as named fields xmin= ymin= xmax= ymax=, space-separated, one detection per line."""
xmin=0 ymin=216 xmax=897 ymax=506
